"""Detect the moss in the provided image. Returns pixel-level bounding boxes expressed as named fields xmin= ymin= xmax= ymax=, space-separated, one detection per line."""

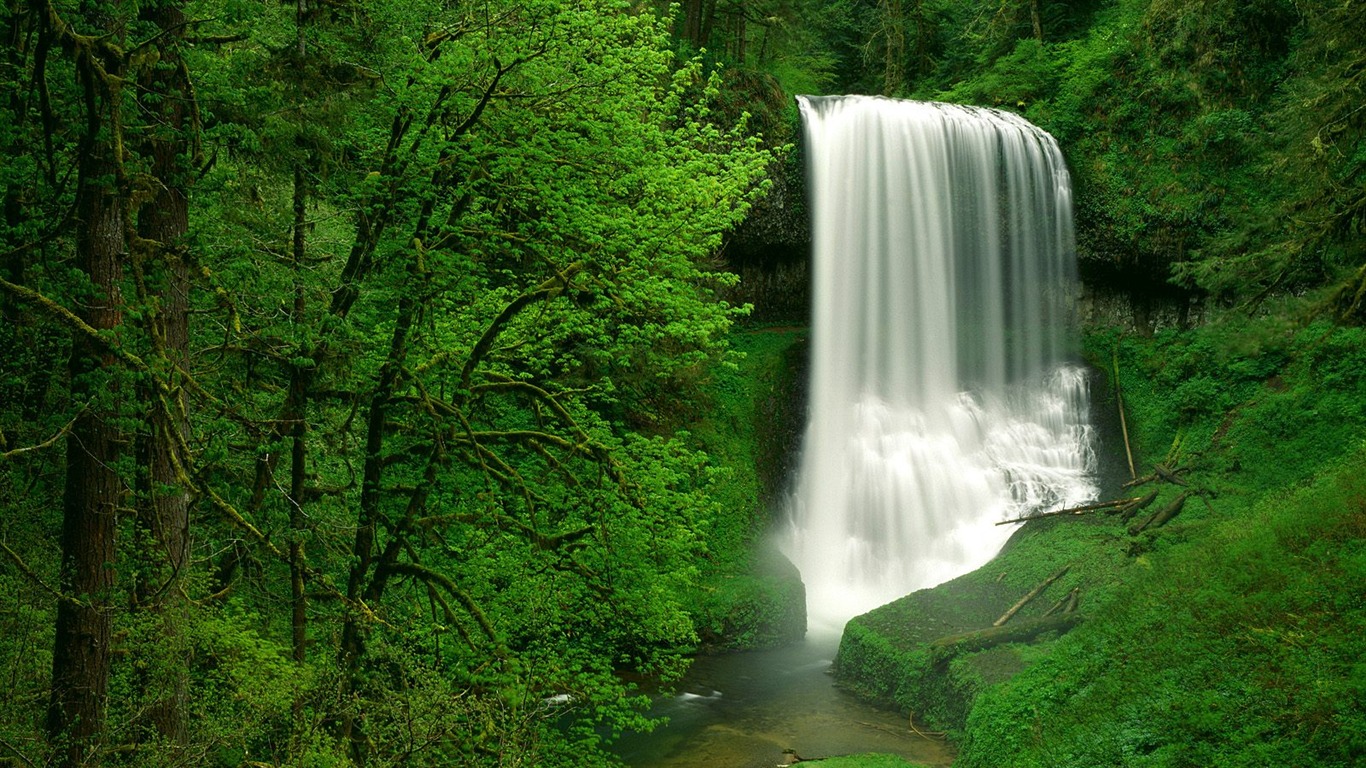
xmin=833 ymin=512 xmax=1132 ymax=734
xmin=830 ymin=307 xmax=1366 ymax=764
xmin=688 ymin=326 xmax=809 ymax=651
xmin=694 ymin=540 xmax=806 ymax=651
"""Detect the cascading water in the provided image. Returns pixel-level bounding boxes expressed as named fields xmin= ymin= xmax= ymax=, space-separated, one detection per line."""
xmin=787 ymin=95 xmax=1097 ymax=633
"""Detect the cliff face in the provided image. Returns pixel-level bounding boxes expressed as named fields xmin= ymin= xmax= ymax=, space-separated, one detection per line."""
xmin=723 ymin=152 xmax=811 ymax=324
xmin=727 ymin=148 xmax=1200 ymax=335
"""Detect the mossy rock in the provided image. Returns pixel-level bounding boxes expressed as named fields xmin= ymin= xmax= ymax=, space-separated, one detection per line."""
xmin=688 ymin=326 xmax=810 ymax=651
xmin=695 ymin=541 xmax=807 ymax=652
xmin=833 ymin=512 xmax=1133 ymax=733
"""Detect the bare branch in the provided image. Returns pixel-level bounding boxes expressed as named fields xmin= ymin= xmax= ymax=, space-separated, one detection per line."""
xmin=1 ymin=408 xmax=85 ymax=460
xmin=1 ymin=541 xmax=84 ymax=607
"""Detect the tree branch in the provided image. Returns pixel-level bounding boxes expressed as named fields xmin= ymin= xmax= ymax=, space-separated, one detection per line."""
xmin=1 ymin=408 xmax=85 ymax=460
xmin=1 ymin=540 xmax=84 ymax=607
xmin=0 ymin=276 xmax=150 ymax=373
xmin=386 ymin=561 xmax=499 ymax=644
xmin=459 ymin=264 xmax=583 ymax=391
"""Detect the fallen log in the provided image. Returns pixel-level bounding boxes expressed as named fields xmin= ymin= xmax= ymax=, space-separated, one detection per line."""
xmin=1043 ymin=587 xmax=1080 ymax=617
xmin=1116 ymin=490 xmax=1159 ymax=522
xmin=1113 ymin=348 xmax=1137 ymax=480
xmin=930 ymin=613 xmax=1082 ymax=664
xmin=1128 ymin=491 xmax=1190 ymax=535
xmin=995 ymin=498 xmax=1141 ymax=525
xmin=994 ymin=566 xmax=1069 ymax=627
xmin=1154 ymin=463 xmax=1189 ymax=486
xmin=1123 ymin=463 xmax=1189 ymax=489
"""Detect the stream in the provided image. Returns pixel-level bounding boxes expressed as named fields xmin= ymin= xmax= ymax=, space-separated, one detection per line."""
xmin=613 ymin=636 xmax=955 ymax=768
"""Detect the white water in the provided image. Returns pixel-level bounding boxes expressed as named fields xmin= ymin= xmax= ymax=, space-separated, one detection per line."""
xmin=786 ymin=96 xmax=1097 ymax=633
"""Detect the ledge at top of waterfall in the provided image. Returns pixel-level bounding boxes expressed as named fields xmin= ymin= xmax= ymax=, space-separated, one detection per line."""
xmin=785 ymin=95 xmax=1097 ymax=635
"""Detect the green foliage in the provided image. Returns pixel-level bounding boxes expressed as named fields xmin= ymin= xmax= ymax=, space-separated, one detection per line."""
xmin=806 ymin=0 xmax=1362 ymax=306
xmin=2 ymin=0 xmax=781 ymax=763
xmin=956 ymin=448 xmax=1366 ymax=768
xmin=683 ymin=326 xmax=808 ymax=650
xmin=837 ymin=308 xmax=1366 ymax=767
xmin=1090 ymin=311 xmax=1366 ymax=495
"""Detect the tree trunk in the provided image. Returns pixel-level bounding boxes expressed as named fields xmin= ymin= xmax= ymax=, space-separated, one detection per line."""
xmin=730 ymin=9 xmax=745 ymax=62
xmin=338 ymin=284 xmax=418 ymax=764
xmin=48 ymin=74 xmax=125 ymax=767
xmin=910 ymin=0 xmax=931 ymax=80
xmin=880 ymin=0 xmax=906 ymax=95
xmin=930 ymin=613 xmax=1081 ymax=665
xmin=699 ymin=0 xmax=718 ymax=49
xmin=289 ymin=164 xmax=310 ymax=666
xmin=132 ymin=0 xmax=192 ymax=746
xmin=682 ymin=0 xmax=702 ymax=46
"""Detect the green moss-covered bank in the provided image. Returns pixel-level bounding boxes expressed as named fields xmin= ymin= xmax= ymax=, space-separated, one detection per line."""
xmin=688 ymin=326 xmax=809 ymax=651
xmin=832 ymin=306 xmax=1366 ymax=766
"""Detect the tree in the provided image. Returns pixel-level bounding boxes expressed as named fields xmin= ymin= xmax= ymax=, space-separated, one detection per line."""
xmin=40 ymin=2 xmax=131 ymax=763
xmin=2 ymin=0 xmax=774 ymax=764
xmin=129 ymin=0 xmax=193 ymax=749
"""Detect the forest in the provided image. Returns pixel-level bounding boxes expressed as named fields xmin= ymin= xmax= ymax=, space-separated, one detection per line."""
xmin=1 ymin=0 xmax=1363 ymax=767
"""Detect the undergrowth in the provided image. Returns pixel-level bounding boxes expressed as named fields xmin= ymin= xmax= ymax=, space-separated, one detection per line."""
xmin=837 ymin=304 xmax=1366 ymax=766
xmin=957 ymin=447 xmax=1366 ymax=768
xmin=686 ymin=326 xmax=808 ymax=650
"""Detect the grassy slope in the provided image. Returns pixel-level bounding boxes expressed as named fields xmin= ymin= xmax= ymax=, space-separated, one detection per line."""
xmin=834 ymin=307 xmax=1366 ymax=766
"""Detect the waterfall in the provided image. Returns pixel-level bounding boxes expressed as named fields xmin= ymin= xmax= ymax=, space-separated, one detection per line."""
xmin=786 ymin=95 xmax=1096 ymax=633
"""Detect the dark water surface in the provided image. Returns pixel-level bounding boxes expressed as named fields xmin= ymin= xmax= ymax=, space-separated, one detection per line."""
xmin=614 ymin=637 xmax=954 ymax=768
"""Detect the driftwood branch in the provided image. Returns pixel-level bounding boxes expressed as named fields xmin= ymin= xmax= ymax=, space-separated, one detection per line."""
xmin=1043 ymin=587 xmax=1081 ymax=617
xmin=994 ymin=566 xmax=1069 ymax=626
xmin=1116 ymin=490 xmax=1159 ymax=521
